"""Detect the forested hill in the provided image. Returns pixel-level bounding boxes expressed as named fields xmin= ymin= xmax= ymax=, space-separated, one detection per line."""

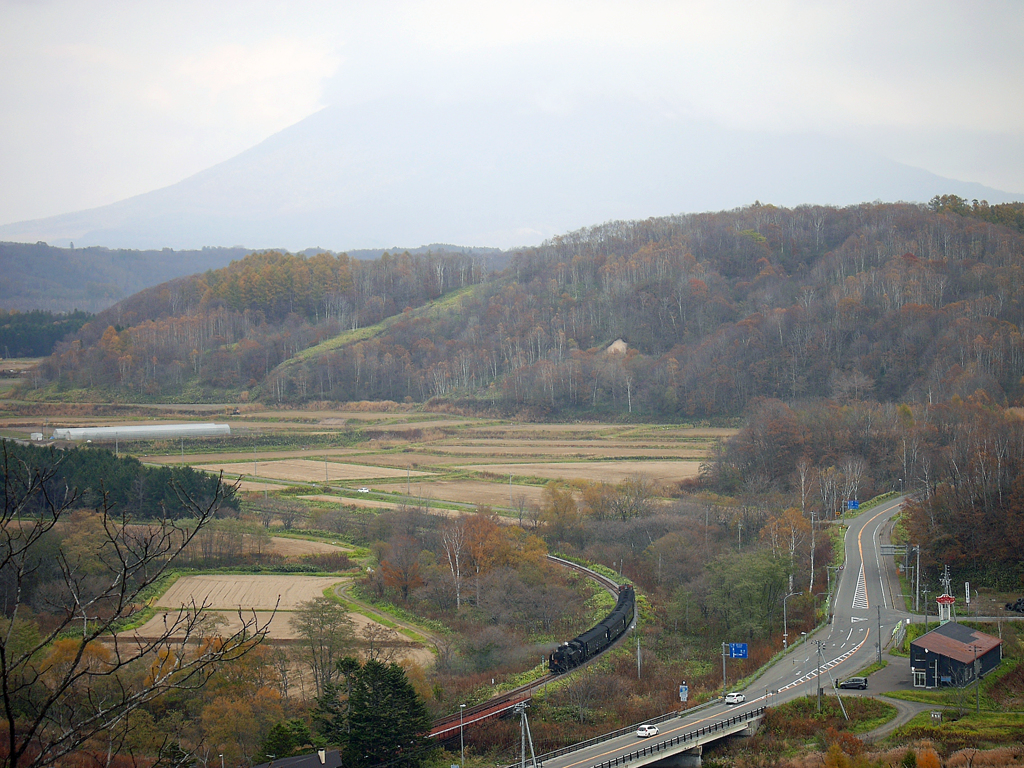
xmin=0 ymin=241 xmax=252 ymax=313
xmin=24 ymin=198 xmax=1024 ymax=416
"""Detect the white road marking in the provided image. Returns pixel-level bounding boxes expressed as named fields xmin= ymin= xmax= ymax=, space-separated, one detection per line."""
xmin=852 ymin=564 xmax=869 ymax=609
xmin=777 ymin=633 xmax=869 ymax=693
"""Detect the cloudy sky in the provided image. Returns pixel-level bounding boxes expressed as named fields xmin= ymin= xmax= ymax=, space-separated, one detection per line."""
xmin=2 ymin=0 xmax=1022 ymax=227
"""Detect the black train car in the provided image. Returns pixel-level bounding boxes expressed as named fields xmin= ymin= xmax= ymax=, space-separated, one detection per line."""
xmin=549 ymin=585 xmax=634 ymax=674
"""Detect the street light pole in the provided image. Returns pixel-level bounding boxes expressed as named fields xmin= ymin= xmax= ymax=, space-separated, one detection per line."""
xmin=460 ymin=703 xmax=466 ymax=768
xmin=783 ymin=591 xmax=802 ymax=649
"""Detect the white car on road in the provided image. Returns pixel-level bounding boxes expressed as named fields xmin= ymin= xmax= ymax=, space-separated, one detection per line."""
xmin=636 ymin=724 xmax=659 ymax=738
xmin=724 ymin=692 xmax=745 ymax=705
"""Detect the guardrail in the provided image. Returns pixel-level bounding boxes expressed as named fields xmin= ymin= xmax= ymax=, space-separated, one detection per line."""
xmin=527 ymin=700 xmax=721 ymax=766
xmin=587 ymin=707 xmax=765 ymax=768
xmin=499 ymin=704 xmax=763 ymax=768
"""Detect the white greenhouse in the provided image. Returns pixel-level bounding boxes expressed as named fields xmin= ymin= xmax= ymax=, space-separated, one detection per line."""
xmin=50 ymin=423 xmax=231 ymax=441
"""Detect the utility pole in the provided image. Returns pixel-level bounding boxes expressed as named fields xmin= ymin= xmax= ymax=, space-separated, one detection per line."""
xmin=722 ymin=642 xmax=727 ymax=697
xmin=783 ymin=591 xmax=801 ymax=649
xmin=460 ymin=703 xmax=466 ymax=768
xmin=877 ymin=605 xmax=883 ymax=663
xmin=514 ymin=702 xmax=537 ymax=768
xmin=815 ymin=640 xmax=825 ymax=712
xmin=915 ymin=545 xmax=921 ymax=613
xmin=968 ymin=644 xmax=981 ymax=714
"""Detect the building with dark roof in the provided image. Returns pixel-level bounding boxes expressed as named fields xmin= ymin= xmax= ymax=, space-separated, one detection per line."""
xmin=910 ymin=621 xmax=1002 ymax=688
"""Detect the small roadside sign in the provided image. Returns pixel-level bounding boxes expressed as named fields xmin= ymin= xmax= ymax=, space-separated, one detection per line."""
xmin=729 ymin=643 xmax=748 ymax=659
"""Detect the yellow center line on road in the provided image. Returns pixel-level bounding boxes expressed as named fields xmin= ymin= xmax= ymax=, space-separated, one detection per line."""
xmin=855 ymin=501 xmax=897 ymax=610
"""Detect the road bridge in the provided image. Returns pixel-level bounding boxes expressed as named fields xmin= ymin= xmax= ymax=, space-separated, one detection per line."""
xmin=531 ymin=707 xmax=765 ymax=768
xmin=505 ymin=496 xmax=912 ymax=768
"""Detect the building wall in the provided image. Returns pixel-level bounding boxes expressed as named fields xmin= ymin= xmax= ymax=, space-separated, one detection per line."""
xmin=910 ymin=646 xmax=1001 ymax=687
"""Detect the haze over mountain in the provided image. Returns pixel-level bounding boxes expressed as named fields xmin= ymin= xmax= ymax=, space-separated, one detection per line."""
xmin=2 ymin=98 xmax=1019 ymax=253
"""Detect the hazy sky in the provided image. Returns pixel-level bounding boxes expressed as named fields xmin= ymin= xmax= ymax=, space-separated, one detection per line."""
xmin=2 ymin=0 xmax=1022 ymax=226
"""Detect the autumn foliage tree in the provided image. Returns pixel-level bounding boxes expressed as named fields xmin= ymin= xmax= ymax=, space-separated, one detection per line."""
xmin=0 ymin=443 xmax=270 ymax=768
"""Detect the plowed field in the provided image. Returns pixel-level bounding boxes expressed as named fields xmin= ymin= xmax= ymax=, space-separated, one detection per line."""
xmin=194 ymin=459 xmax=432 ymax=483
xmin=454 ymin=460 xmax=702 ymax=484
xmin=156 ymin=574 xmax=340 ymax=611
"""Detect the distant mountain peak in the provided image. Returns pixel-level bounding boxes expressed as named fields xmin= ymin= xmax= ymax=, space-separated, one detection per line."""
xmin=1 ymin=99 xmax=1019 ymax=253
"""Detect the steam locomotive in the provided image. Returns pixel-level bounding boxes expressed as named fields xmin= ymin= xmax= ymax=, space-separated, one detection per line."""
xmin=549 ymin=585 xmax=635 ymax=674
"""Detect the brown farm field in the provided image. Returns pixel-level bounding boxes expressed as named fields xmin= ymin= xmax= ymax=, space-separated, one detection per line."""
xmin=2 ymin=402 xmax=731 ymax=512
xmin=455 ymin=460 xmax=702 ymax=485
xmin=373 ymin=480 xmax=547 ymax=508
xmin=194 ymin=458 xmax=432 ymax=483
xmin=136 ymin=574 xmax=434 ymax=666
xmin=155 ymin=574 xmax=339 ymax=611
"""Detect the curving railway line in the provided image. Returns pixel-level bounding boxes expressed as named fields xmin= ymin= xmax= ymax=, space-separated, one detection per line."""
xmin=430 ymin=556 xmax=633 ymax=739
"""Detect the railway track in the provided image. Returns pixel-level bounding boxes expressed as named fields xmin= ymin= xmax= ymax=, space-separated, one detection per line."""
xmin=430 ymin=556 xmax=627 ymax=739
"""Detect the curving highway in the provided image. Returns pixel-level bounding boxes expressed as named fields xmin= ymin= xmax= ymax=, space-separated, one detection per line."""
xmin=755 ymin=495 xmax=908 ymax=705
xmin=539 ymin=496 xmax=909 ymax=768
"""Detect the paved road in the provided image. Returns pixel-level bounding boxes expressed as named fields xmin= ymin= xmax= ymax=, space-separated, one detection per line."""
xmin=541 ymin=498 xmax=911 ymax=768
xmin=749 ymin=496 xmax=910 ymax=707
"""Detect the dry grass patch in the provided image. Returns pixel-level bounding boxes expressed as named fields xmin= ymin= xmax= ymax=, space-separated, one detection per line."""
xmin=374 ymin=480 xmax=546 ymax=508
xmin=429 ymin=444 xmax=708 ymax=459
xmin=147 ymin=447 xmax=363 ymax=464
xmin=194 ymin=458 xmax=432 ymax=483
xmin=301 ymin=494 xmax=405 ymax=511
xmin=456 ymin=460 xmax=702 ymax=484
xmin=268 ymin=537 xmax=352 ymax=556
xmin=235 ymin=480 xmax=289 ymax=492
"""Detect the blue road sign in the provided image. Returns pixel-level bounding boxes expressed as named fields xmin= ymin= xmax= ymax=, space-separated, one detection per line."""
xmin=679 ymin=684 xmax=689 ymax=702
xmin=729 ymin=643 xmax=748 ymax=659
xmin=847 ymin=500 xmax=860 ymax=510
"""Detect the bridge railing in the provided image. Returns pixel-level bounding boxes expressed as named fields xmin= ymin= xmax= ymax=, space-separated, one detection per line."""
xmin=586 ymin=707 xmax=765 ymax=768
xmin=499 ymin=705 xmax=764 ymax=768
xmin=524 ymin=701 xmax=720 ymax=766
